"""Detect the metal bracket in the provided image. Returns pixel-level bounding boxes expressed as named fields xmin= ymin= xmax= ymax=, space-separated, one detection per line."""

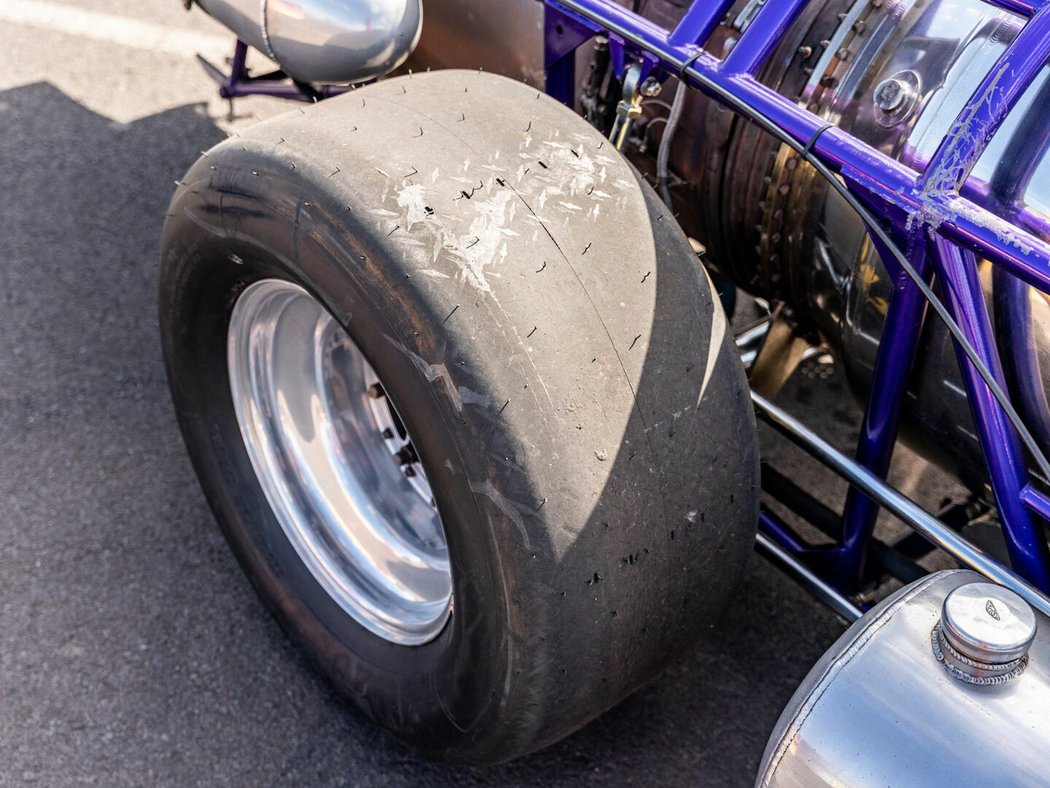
xmin=747 ymin=314 xmax=816 ymax=398
xmin=197 ymin=39 xmax=355 ymax=104
xmin=609 ymin=62 xmax=644 ymax=150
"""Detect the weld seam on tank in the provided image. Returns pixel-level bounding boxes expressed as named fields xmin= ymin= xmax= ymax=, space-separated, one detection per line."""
xmin=258 ymin=0 xmax=278 ymax=63
xmin=759 ymin=570 xmax=950 ymax=787
xmin=931 ymin=622 xmax=1029 ymax=685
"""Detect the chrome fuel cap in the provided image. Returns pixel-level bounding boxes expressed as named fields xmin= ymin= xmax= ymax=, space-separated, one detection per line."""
xmin=933 ymin=582 xmax=1037 ymax=684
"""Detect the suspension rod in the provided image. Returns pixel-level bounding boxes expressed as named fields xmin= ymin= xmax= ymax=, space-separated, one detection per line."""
xmin=752 ymin=392 xmax=1050 ymax=618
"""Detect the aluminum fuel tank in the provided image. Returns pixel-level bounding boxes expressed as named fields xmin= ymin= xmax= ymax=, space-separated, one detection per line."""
xmin=759 ymin=570 xmax=1050 ymax=787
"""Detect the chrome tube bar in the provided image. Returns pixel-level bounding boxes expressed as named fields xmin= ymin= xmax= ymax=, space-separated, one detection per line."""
xmin=752 ymin=392 xmax=1050 ymax=619
xmin=756 ymin=532 xmax=863 ymax=622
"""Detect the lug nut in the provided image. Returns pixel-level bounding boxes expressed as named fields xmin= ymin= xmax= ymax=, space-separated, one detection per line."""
xmin=367 ymin=382 xmax=385 ymax=399
xmin=394 ymin=445 xmax=419 ymax=467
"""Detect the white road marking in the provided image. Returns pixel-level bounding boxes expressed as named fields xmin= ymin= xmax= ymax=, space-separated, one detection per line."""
xmin=0 ymin=0 xmax=231 ymax=60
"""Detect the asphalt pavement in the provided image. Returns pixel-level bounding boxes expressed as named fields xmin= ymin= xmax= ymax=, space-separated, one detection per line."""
xmin=0 ymin=3 xmax=958 ymax=785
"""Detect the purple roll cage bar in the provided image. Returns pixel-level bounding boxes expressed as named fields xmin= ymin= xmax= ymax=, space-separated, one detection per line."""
xmin=208 ymin=0 xmax=1050 ymax=618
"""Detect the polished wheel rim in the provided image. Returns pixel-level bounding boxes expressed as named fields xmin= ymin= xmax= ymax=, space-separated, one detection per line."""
xmin=227 ymin=279 xmax=452 ymax=645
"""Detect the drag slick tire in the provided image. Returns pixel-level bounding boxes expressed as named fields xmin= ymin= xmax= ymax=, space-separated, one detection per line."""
xmin=159 ymin=70 xmax=758 ymax=764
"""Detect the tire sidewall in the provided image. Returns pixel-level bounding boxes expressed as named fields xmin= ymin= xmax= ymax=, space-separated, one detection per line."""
xmin=160 ymin=168 xmax=511 ymax=754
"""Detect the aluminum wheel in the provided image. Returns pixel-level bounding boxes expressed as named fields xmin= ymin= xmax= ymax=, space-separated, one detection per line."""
xmin=227 ymin=279 xmax=452 ymax=645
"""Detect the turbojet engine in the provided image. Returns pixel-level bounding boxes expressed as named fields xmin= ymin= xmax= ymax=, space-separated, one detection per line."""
xmin=685 ymin=0 xmax=1050 ymax=490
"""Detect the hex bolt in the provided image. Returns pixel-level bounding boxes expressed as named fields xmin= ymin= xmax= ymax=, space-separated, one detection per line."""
xmin=381 ymin=428 xmax=394 ymax=440
xmin=873 ymin=78 xmax=906 ymax=112
xmin=640 ymin=77 xmax=662 ymax=98
xmin=394 ymin=445 xmax=419 ymax=467
xmin=367 ymin=382 xmax=385 ymax=399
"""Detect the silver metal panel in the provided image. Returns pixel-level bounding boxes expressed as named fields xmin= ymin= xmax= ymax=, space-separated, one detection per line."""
xmin=194 ymin=0 xmax=269 ymax=55
xmin=758 ymin=570 xmax=1050 ymax=787
xmin=195 ymin=0 xmax=421 ymax=83
xmin=267 ymin=0 xmax=421 ymax=83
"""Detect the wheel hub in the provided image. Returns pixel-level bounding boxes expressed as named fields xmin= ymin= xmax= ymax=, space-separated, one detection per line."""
xmin=227 ymin=279 xmax=452 ymax=646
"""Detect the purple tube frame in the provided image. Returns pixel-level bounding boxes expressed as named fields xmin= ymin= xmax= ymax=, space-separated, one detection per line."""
xmin=211 ymin=40 xmax=355 ymax=101
xmin=543 ymin=0 xmax=1050 ymax=594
